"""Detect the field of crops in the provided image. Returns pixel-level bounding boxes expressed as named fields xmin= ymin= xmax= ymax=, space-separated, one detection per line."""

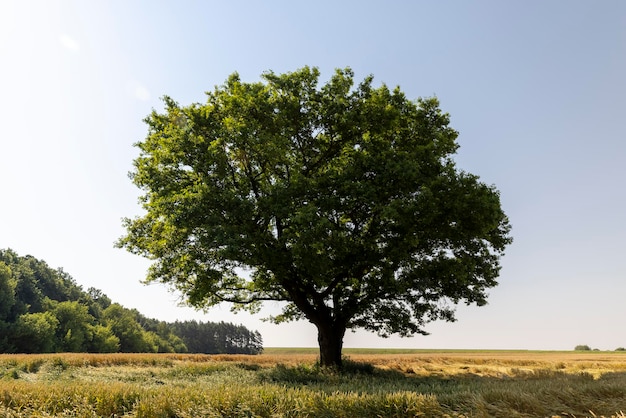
xmin=1 ymin=349 xmax=626 ymax=417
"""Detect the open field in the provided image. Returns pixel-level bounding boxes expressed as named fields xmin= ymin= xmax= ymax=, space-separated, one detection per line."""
xmin=1 ymin=350 xmax=626 ymax=417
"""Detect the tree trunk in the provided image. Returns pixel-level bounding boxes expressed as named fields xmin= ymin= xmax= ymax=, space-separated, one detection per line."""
xmin=316 ymin=322 xmax=346 ymax=369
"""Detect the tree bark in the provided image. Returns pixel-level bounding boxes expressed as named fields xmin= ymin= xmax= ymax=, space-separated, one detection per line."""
xmin=316 ymin=322 xmax=346 ymax=369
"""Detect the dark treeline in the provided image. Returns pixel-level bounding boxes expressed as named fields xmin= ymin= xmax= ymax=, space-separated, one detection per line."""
xmin=168 ymin=320 xmax=263 ymax=354
xmin=0 ymin=249 xmax=263 ymax=354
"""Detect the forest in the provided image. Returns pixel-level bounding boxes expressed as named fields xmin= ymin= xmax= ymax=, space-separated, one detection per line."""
xmin=0 ymin=249 xmax=263 ymax=354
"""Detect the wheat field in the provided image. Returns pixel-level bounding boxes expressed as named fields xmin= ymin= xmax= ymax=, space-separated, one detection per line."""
xmin=1 ymin=350 xmax=625 ymax=417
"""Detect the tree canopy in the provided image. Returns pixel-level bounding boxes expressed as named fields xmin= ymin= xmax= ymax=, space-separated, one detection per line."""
xmin=118 ymin=66 xmax=512 ymax=367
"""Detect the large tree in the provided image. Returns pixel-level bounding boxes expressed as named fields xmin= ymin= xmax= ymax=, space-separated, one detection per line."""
xmin=118 ymin=67 xmax=512 ymax=368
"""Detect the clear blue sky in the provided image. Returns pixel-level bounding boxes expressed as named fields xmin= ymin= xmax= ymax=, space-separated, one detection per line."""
xmin=1 ymin=1 xmax=625 ymax=350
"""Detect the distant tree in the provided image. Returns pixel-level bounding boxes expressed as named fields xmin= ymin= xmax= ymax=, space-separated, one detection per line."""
xmin=12 ymin=312 xmax=59 ymax=353
xmin=0 ymin=262 xmax=15 ymax=351
xmin=102 ymin=304 xmax=154 ymax=352
xmin=87 ymin=287 xmax=112 ymax=310
xmin=166 ymin=333 xmax=188 ymax=353
xmin=0 ymin=262 xmax=15 ymax=321
xmin=169 ymin=320 xmax=263 ymax=354
xmin=12 ymin=263 xmax=44 ymax=314
xmin=1 ymin=251 xmax=84 ymax=310
xmin=118 ymin=67 xmax=512 ymax=368
xmin=137 ymin=316 xmax=188 ymax=353
xmin=170 ymin=321 xmax=207 ymax=353
xmin=220 ymin=322 xmax=263 ymax=354
xmin=89 ymin=324 xmax=120 ymax=353
xmin=52 ymin=300 xmax=95 ymax=352
xmin=574 ymin=345 xmax=592 ymax=351
xmin=28 ymin=261 xmax=81 ymax=302
xmin=615 ymin=347 xmax=626 ymax=351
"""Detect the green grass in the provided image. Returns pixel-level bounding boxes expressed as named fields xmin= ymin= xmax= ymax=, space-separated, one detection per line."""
xmin=1 ymin=352 xmax=626 ymax=417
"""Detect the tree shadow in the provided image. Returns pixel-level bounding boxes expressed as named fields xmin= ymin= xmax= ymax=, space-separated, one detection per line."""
xmin=258 ymin=362 xmax=626 ymax=417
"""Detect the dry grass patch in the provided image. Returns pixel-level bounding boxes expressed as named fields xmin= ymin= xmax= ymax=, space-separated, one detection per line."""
xmin=2 ymin=351 xmax=626 ymax=417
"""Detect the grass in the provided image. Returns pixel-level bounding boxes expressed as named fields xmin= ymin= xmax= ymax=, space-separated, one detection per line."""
xmin=1 ymin=350 xmax=626 ymax=417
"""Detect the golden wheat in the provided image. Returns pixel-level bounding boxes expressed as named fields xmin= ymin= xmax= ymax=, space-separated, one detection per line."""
xmin=1 ymin=351 xmax=626 ymax=417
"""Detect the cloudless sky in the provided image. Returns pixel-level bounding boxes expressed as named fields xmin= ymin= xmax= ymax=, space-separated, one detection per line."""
xmin=1 ymin=1 xmax=625 ymax=350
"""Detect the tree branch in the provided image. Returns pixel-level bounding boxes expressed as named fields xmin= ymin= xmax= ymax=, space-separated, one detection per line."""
xmin=214 ymin=292 xmax=289 ymax=305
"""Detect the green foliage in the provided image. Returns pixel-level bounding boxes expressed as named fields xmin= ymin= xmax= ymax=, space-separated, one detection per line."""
xmin=102 ymin=304 xmax=160 ymax=353
xmin=0 ymin=250 xmax=85 ymax=317
xmin=0 ymin=262 xmax=15 ymax=321
xmin=0 ymin=249 xmax=263 ymax=354
xmin=12 ymin=312 xmax=59 ymax=353
xmin=52 ymin=300 xmax=96 ymax=351
xmin=86 ymin=286 xmax=112 ymax=319
xmin=119 ymin=66 xmax=512 ymax=366
xmin=0 ymin=263 xmax=16 ymax=352
xmin=575 ymin=345 xmax=592 ymax=351
xmin=169 ymin=320 xmax=263 ymax=354
xmin=89 ymin=324 xmax=120 ymax=352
